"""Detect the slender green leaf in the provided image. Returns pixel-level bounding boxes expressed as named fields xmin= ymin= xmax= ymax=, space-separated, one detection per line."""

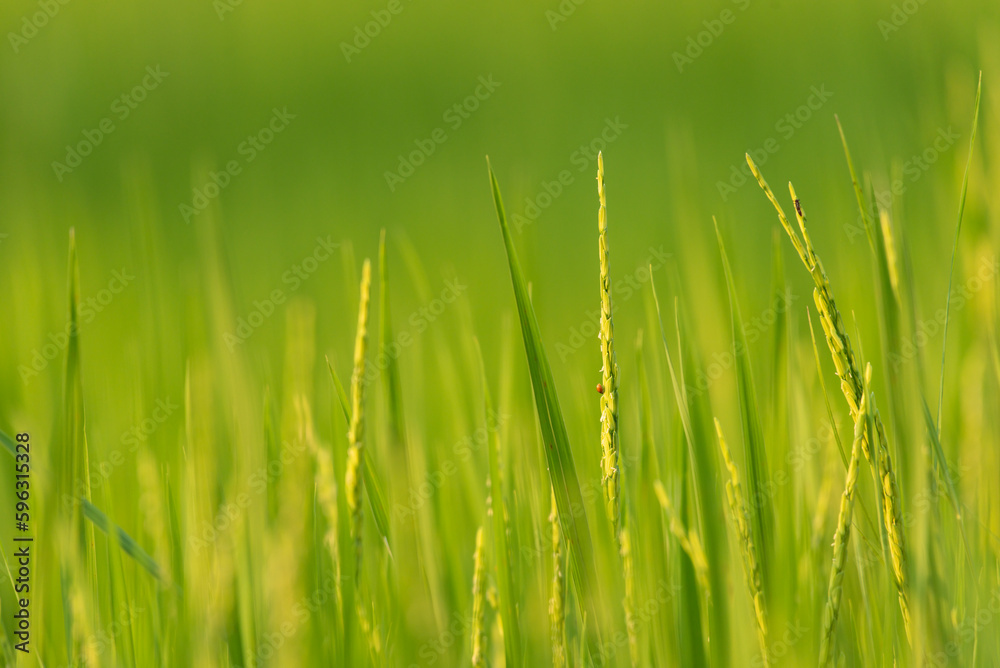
xmin=713 ymin=218 xmax=773 ymax=601
xmin=937 ymin=72 xmax=982 ymax=431
xmin=379 ymin=228 xmax=408 ymax=453
xmin=81 ymin=498 xmax=166 ymax=583
xmin=486 ymin=158 xmax=606 ymax=662
xmin=476 ymin=339 xmax=522 ymax=667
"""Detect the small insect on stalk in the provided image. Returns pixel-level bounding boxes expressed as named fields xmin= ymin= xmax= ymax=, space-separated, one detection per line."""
xmin=597 ymin=151 xmax=621 ymax=533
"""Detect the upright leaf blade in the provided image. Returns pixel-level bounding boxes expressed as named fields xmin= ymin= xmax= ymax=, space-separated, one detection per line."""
xmin=713 ymin=218 xmax=773 ymax=602
xmin=476 ymin=340 xmax=522 ymax=667
xmin=486 ymin=159 xmax=606 ymax=661
xmin=936 ymin=72 xmax=982 ymax=432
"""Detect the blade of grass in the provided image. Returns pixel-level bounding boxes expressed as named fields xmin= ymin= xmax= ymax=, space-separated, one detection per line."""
xmin=919 ymin=394 xmax=973 ymax=576
xmin=486 ymin=158 xmax=606 ymax=662
xmin=713 ymin=217 xmax=774 ymax=603
xmin=648 ymin=273 xmax=725 ymax=666
xmin=81 ymin=499 xmax=167 ymax=584
xmin=936 ymin=71 xmax=982 ymax=432
xmin=379 ymin=228 xmax=408 ymax=457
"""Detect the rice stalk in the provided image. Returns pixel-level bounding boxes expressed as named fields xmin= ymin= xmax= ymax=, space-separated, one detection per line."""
xmin=597 ymin=151 xmax=621 ymax=532
xmin=313 ymin=431 xmax=341 ymax=582
xmin=819 ymin=364 xmax=873 ymax=666
xmin=713 ymin=419 xmax=767 ymax=664
xmin=346 ymin=259 xmax=372 ymax=581
xmin=471 ymin=526 xmax=489 ymax=668
xmin=59 ymin=229 xmax=100 ymax=662
xmin=652 ymin=480 xmax=709 ymax=594
xmin=713 ymin=217 xmax=774 ymax=602
xmin=620 ymin=521 xmax=639 ymax=667
xmin=477 ymin=337 xmax=523 ymax=667
xmin=326 ymin=355 xmax=392 ymax=547
xmin=648 ymin=271 xmax=724 ymax=666
xmin=747 ymin=157 xmax=911 ymax=637
xmin=487 ymin=158 xmax=605 ymax=661
xmin=548 ymin=487 xmax=567 ymax=668
xmin=379 ymin=228 xmax=409 ymax=457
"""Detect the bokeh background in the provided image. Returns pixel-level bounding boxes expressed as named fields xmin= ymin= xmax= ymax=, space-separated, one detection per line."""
xmin=2 ymin=0 xmax=996 ymax=375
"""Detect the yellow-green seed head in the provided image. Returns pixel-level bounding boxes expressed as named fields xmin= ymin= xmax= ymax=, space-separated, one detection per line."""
xmin=346 ymin=259 xmax=372 ymax=578
xmin=597 ymin=151 xmax=621 ymax=531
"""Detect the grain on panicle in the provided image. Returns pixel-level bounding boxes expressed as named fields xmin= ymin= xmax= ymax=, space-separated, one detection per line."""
xmin=597 ymin=151 xmax=621 ymax=532
xmin=747 ymin=156 xmax=910 ymax=636
xmin=819 ymin=364 xmax=872 ymax=666
xmin=345 ymin=259 xmax=372 ymax=581
xmin=714 ymin=419 xmax=767 ymax=665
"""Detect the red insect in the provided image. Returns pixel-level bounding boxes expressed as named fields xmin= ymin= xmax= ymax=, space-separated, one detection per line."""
xmin=596 ymin=383 xmax=604 ymax=394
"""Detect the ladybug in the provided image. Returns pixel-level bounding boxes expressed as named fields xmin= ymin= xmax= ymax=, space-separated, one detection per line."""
xmin=597 ymin=383 xmax=605 ymax=394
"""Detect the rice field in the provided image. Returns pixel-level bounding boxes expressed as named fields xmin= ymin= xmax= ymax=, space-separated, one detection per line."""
xmin=3 ymin=2 xmax=1000 ymax=667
